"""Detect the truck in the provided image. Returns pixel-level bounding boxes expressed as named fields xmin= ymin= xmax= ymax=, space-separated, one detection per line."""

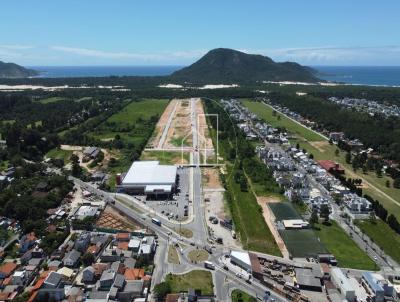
xmin=204 ymin=261 xmax=215 ymax=270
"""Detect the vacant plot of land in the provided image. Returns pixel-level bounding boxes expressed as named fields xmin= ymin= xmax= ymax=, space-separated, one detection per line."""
xmin=314 ymin=221 xmax=376 ymax=270
xmin=227 ymin=173 xmax=281 ymax=256
xmin=243 ymin=99 xmax=400 ymax=220
xmin=188 ymin=249 xmax=209 ymax=262
xmin=140 ymin=150 xmax=189 ymax=165
xmin=88 ymin=99 xmax=168 ymax=144
xmin=165 ymin=270 xmax=214 ymax=295
xmin=45 ymin=148 xmax=73 ymax=163
xmin=164 ymin=99 xmax=192 ymax=149
xmin=96 ymin=206 xmax=140 ymax=231
xmin=202 ymin=168 xmax=223 ymax=189
xmin=168 ymin=245 xmax=180 ymax=264
xmin=355 ymin=219 xmax=400 ymax=263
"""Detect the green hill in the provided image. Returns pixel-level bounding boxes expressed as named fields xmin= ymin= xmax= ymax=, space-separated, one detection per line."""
xmin=171 ymin=48 xmax=320 ymax=84
xmin=0 ymin=61 xmax=38 ymax=78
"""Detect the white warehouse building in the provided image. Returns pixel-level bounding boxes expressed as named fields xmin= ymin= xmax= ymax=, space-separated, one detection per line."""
xmin=117 ymin=161 xmax=177 ymax=198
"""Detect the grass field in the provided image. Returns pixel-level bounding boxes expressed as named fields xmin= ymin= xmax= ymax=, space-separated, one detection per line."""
xmin=45 ymin=148 xmax=73 ymax=163
xmin=39 ymin=97 xmax=66 ymax=104
xmin=243 ymin=100 xmax=324 ymax=142
xmin=355 ymin=219 xmax=400 ymax=263
xmin=140 ymin=150 xmax=190 ymax=165
xmin=243 ymin=99 xmax=400 ymax=220
xmin=314 ymin=221 xmax=376 ymax=270
xmin=188 ymin=249 xmax=209 ymax=262
xmin=231 ymin=290 xmax=257 ymax=302
xmin=227 ymin=171 xmax=281 ymax=256
xmin=165 ymin=270 xmax=214 ymax=295
xmin=173 ymin=227 xmax=193 ymax=239
xmin=88 ymin=99 xmax=169 ymax=144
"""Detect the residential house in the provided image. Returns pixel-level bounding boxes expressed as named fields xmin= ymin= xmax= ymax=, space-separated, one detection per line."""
xmin=63 ymin=250 xmax=81 ymax=267
xmin=99 ymin=269 xmax=115 ymax=290
xmin=0 ymin=262 xmax=18 ymax=279
xmin=74 ymin=232 xmax=91 ymax=253
xmin=82 ymin=266 xmax=95 ymax=283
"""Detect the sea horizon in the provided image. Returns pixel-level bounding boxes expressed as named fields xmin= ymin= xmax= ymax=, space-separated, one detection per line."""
xmin=25 ymin=65 xmax=400 ymax=87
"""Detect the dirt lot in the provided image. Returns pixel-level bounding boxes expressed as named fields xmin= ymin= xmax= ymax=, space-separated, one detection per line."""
xmin=96 ymin=206 xmax=142 ymax=231
xmin=164 ymin=99 xmax=192 ymax=149
xmin=147 ymin=99 xmax=176 ymax=148
xmin=140 ymin=150 xmax=189 ymax=165
xmin=202 ymin=168 xmax=223 ymax=189
xmin=204 ymin=190 xmax=241 ymax=249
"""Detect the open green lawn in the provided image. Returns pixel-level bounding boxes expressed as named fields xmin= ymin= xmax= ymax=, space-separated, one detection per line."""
xmin=355 ymin=219 xmax=400 ymax=263
xmin=243 ymin=99 xmax=400 ymax=220
xmin=45 ymin=148 xmax=73 ymax=163
xmin=243 ymin=100 xmax=324 ymax=141
xmin=231 ymin=289 xmax=257 ymax=302
xmin=107 ymin=98 xmax=168 ymax=124
xmin=165 ymin=270 xmax=214 ymax=295
xmin=88 ymin=99 xmax=168 ymax=144
xmin=39 ymin=97 xmax=66 ymax=104
xmin=140 ymin=150 xmax=190 ymax=165
xmin=314 ymin=221 xmax=376 ymax=270
xmin=227 ymin=170 xmax=281 ymax=256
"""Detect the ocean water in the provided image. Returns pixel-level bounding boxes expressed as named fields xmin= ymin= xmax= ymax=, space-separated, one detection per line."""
xmin=29 ymin=65 xmax=183 ymax=78
xmin=313 ymin=66 xmax=400 ymax=87
xmin=28 ymin=65 xmax=400 ymax=87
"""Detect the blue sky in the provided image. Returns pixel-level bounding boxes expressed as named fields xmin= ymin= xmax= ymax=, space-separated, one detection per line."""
xmin=1 ymin=0 xmax=400 ymax=66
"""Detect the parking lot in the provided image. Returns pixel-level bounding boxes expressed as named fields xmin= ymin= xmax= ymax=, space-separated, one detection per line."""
xmin=145 ymin=167 xmax=191 ymax=222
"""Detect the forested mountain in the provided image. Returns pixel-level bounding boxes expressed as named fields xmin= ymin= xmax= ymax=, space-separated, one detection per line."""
xmin=0 ymin=60 xmax=38 ymax=78
xmin=171 ymin=48 xmax=320 ymax=84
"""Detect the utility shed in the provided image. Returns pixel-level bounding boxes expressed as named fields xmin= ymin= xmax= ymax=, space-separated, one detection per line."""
xmin=119 ymin=161 xmax=177 ymax=196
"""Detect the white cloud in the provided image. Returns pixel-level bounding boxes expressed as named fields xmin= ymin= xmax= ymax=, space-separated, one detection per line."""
xmin=51 ymin=46 xmax=207 ymax=62
xmin=242 ymin=46 xmax=400 ymax=65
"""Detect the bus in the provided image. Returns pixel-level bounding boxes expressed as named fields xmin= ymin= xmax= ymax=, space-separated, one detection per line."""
xmin=204 ymin=261 xmax=215 ymax=270
xmin=151 ymin=218 xmax=161 ymax=226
